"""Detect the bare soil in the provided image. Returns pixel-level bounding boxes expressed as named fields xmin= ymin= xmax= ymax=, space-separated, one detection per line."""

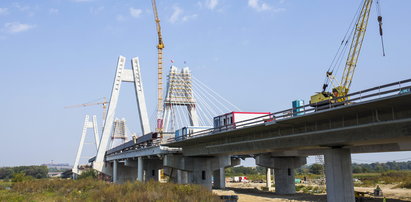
xmin=212 ymin=183 xmax=411 ymax=202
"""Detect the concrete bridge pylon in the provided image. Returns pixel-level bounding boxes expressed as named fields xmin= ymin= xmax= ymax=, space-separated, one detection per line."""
xmin=93 ymin=56 xmax=152 ymax=173
xmin=72 ymin=115 xmax=99 ymax=178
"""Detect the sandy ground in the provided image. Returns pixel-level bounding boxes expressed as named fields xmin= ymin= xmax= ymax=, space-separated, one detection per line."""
xmin=355 ymin=184 xmax=411 ymax=201
xmin=212 ymin=183 xmax=411 ymax=202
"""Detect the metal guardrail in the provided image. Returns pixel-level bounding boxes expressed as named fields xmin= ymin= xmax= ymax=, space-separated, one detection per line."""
xmin=105 ymin=131 xmax=176 ymax=156
xmin=167 ymin=78 xmax=411 ymax=143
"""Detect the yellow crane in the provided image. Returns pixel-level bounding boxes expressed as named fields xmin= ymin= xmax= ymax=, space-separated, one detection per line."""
xmin=64 ymin=97 xmax=109 ymax=122
xmin=151 ymin=0 xmax=165 ymax=132
xmin=310 ymin=0 xmax=381 ymax=107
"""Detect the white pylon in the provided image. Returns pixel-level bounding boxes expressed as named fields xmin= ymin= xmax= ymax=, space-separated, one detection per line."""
xmin=162 ymin=66 xmax=199 ymax=132
xmin=93 ymin=56 xmax=151 ymax=173
xmin=73 ymin=115 xmax=99 ymax=176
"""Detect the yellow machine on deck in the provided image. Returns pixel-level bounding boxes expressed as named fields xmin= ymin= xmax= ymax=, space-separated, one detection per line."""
xmin=310 ymin=0 xmax=383 ymax=107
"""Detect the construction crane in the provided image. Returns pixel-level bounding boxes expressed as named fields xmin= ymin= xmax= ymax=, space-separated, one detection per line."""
xmin=64 ymin=97 xmax=109 ymax=122
xmin=310 ymin=0 xmax=383 ymax=107
xmin=151 ymin=0 xmax=165 ymax=132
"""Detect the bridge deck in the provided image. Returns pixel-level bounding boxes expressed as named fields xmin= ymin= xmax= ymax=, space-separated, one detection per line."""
xmin=165 ymin=93 xmax=411 ymax=156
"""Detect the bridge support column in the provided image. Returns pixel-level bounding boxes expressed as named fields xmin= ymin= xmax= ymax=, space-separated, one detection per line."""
xmin=274 ymin=167 xmax=295 ymax=194
xmin=144 ymin=159 xmax=162 ymax=181
xmin=110 ymin=160 xmax=137 ymax=183
xmin=137 ymin=157 xmax=143 ymax=181
xmin=177 ymin=170 xmax=188 ymax=184
xmin=213 ymin=168 xmax=225 ymax=189
xmin=266 ymin=168 xmax=272 ymax=191
xmin=113 ymin=160 xmax=118 ymax=183
xmin=164 ymin=154 xmax=240 ymax=190
xmin=324 ymin=148 xmax=354 ymax=202
xmin=256 ymin=154 xmax=306 ymax=194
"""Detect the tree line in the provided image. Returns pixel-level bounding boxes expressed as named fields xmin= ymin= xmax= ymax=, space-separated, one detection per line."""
xmin=227 ymin=161 xmax=411 ymax=176
xmin=0 ymin=166 xmax=48 ymax=179
xmin=352 ymin=161 xmax=411 ymax=173
xmin=296 ymin=161 xmax=411 ymax=175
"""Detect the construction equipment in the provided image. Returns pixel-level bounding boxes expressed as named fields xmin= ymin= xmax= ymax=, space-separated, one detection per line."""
xmin=310 ymin=0 xmax=383 ymax=107
xmin=151 ymin=0 xmax=165 ymax=132
xmin=65 ymin=97 xmax=108 ymax=122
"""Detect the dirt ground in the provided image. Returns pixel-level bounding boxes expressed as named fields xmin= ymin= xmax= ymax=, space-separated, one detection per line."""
xmin=212 ymin=183 xmax=411 ymax=202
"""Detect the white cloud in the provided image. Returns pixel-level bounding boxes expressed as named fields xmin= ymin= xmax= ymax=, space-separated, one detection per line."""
xmin=169 ymin=5 xmax=198 ymax=23
xmin=3 ymin=22 xmax=35 ymax=33
xmin=49 ymin=8 xmax=59 ymax=15
xmin=129 ymin=7 xmax=142 ymax=18
xmin=248 ymin=0 xmax=285 ymax=12
xmin=13 ymin=3 xmax=30 ymax=11
xmin=169 ymin=5 xmax=183 ymax=23
xmin=0 ymin=8 xmax=9 ymax=15
xmin=12 ymin=3 xmax=38 ymax=17
xmin=182 ymin=14 xmax=198 ymax=22
xmin=206 ymin=0 xmax=218 ymax=10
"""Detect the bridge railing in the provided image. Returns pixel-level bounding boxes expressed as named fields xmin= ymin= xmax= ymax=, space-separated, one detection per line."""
xmin=167 ymin=78 xmax=411 ymax=143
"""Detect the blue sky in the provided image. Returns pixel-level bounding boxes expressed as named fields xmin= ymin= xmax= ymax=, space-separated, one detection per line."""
xmin=1 ymin=0 xmax=410 ymax=166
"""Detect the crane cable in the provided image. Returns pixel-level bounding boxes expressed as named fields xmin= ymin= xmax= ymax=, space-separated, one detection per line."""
xmin=322 ymin=0 xmax=365 ymax=92
xmin=376 ymin=0 xmax=385 ymax=56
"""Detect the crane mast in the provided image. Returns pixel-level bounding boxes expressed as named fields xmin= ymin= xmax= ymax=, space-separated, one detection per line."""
xmin=151 ymin=0 xmax=165 ymax=132
xmin=310 ymin=0 xmax=374 ymax=106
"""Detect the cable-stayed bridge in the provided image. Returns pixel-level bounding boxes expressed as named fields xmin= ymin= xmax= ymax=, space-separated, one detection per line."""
xmin=73 ymin=56 xmax=411 ymax=202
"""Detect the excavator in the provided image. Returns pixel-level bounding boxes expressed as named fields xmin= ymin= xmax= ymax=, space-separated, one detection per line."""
xmin=310 ymin=0 xmax=384 ymax=107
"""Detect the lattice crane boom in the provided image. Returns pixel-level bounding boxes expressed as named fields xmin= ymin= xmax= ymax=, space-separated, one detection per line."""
xmin=310 ymin=0 xmax=374 ymax=106
xmin=340 ymin=0 xmax=373 ymax=95
xmin=151 ymin=0 xmax=165 ymax=132
xmin=64 ymin=97 xmax=108 ymax=121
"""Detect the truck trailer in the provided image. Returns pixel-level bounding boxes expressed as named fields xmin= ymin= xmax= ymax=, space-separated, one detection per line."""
xmin=213 ymin=112 xmax=271 ymax=132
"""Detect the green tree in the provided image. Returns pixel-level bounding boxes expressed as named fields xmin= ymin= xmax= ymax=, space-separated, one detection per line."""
xmin=78 ymin=169 xmax=98 ymax=180
xmin=309 ymin=164 xmax=324 ymax=175
xmin=11 ymin=173 xmax=33 ymax=182
xmin=0 ymin=168 xmax=13 ymax=179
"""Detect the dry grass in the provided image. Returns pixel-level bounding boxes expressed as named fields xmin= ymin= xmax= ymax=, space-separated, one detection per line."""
xmin=1 ymin=178 xmax=221 ymax=202
xmin=353 ymin=171 xmax=411 ymax=187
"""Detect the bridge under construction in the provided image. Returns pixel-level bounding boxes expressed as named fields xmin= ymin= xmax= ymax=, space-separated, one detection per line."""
xmin=72 ymin=54 xmax=411 ymax=202
xmin=69 ymin=0 xmax=411 ymax=202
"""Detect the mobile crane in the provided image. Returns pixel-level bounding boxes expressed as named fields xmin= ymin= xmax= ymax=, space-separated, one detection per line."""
xmin=310 ymin=0 xmax=384 ymax=107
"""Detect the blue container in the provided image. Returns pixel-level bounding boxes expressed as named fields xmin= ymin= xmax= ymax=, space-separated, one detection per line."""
xmin=292 ymin=99 xmax=305 ymax=117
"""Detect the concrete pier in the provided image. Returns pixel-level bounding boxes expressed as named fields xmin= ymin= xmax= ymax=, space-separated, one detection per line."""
xmin=274 ymin=167 xmax=295 ymax=194
xmin=164 ymin=154 xmax=240 ymax=189
xmin=256 ymin=154 xmax=306 ymax=194
xmin=324 ymin=148 xmax=355 ymax=202
xmin=177 ymin=169 xmax=188 ymax=184
xmin=144 ymin=159 xmax=162 ymax=181
xmin=110 ymin=160 xmax=138 ymax=183
xmin=113 ymin=160 xmax=118 ymax=183
xmin=213 ymin=168 xmax=226 ymax=189
xmin=137 ymin=157 xmax=143 ymax=181
xmin=266 ymin=168 xmax=272 ymax=191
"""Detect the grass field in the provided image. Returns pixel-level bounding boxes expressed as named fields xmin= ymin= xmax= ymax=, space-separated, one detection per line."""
xmin=353 ymin=171 xmax=411 ymax=187
xmin=0 ymin=179 xmax=221 ymax=202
